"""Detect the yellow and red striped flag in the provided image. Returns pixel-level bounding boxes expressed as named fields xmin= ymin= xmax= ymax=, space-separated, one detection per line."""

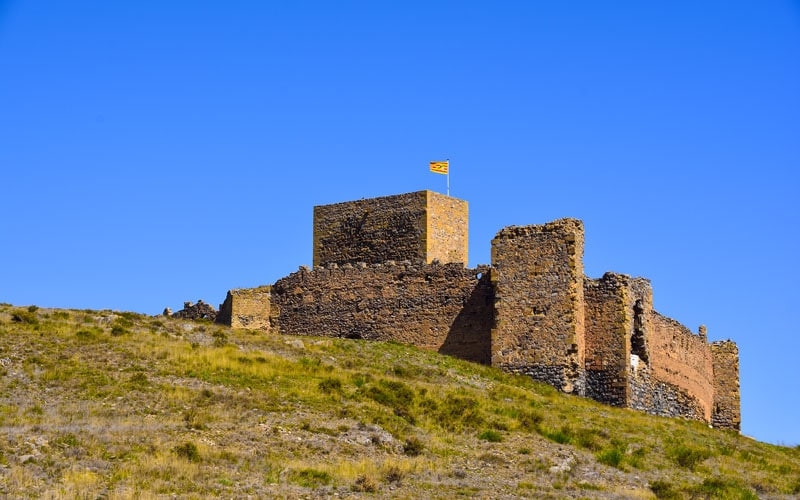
xmin=429 ymin=161 xmax=449 ymax=175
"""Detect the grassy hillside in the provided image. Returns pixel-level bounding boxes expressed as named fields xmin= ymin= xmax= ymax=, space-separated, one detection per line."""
xmin=0 ymin=303 xmax=798 ymax=499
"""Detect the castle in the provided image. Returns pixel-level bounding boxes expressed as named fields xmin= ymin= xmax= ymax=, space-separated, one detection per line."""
xmin=212 ymin=190 xmax=741 ymax=430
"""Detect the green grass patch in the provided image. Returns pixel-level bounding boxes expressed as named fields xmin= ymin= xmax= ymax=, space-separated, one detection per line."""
xmin=478 ymin=429 xmax=503 ymax=442
xmin=289 ymin=468 xmax=332 ymax=488
xmin=667 ymin=443 xmax=712 ymax=470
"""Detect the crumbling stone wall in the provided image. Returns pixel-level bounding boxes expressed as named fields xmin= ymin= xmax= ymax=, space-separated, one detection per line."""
xmin=711 ymin=341 xmax=741 ymax=430
xmin=216 ymin=286 xmax=272 ymax=331
xmin=645 ymin=312 xmax=714 ymax=421
xmin=172 ymin=300 xmax=217 ymax=321
xmin=491 ymin=219 xmax=586 ymax=394
xmin=628 ymin=362 xmax=707 ymax=421
xmin=312 ymin=190 xmax=468 ymax=267
xmin=269 ymin=262 xmax=492 ymax=364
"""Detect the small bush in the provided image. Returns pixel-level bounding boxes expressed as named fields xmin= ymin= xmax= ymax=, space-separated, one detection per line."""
xmin=212 ymin=331 xmax=227 ymax=347
xmin=649 ymin=480 xmax=680 ymax=500
xmin=791 ymin=477 xmax=800 ymax=495
xmin=110 ymin=325 xmax=130 ymax=336
xmin=436 ymin=394 xmax=483 ymax=431
xmin=352 ymin=474 xmax=378 ymax=492
xmin=51 ymin=311 xmax=69 ymax=320
xmin=541 ymin=425 xmax=572 ymax=444
xmin=174 ymin=441 xmax=200 ymax=462
xmin=183 ymin=408 xmax=207 ymax=430
xmin=318 ymin=377 xmax=343 ymax=394
xmin=516 ymin=409 xmax=543 ymax=432
xmin=597 ymin=447 xmax=624 ymax=468
xmin=11 ymin=310 xmax=38 ymax=324
xmin=403 ymin=436 xmax=424 ymax=456
xmin=27 ymin=305 xmax=39 ymax=313
xmin=478 ymin=429 xmax=503 ymax=442
xmin=668 ymin=444 xmax=711 ymax=470
xmin=128 ymin=373 xmax=149 ymax=387
xmin=289 ymin=468 xmax=331 ymax=487
xmin=518 ymin=448 xmax=531 ymax=455
xmin=76 ymin=329 xmax=98 ymax=341
xmin=689 ymin=477 xmax=757 ymax=499
xmin=383 ymin=464 xmax=405 ymax=483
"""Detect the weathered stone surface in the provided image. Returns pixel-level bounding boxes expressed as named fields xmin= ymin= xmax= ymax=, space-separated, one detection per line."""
xmin=711 ymin=340 xmax=741 ymax=431
xmin=269 ymin=262 xmax=492 ymax=364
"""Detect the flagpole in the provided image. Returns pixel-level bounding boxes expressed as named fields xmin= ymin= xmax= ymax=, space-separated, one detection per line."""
xmin=447 ymin=158 xmax=450 ymax=196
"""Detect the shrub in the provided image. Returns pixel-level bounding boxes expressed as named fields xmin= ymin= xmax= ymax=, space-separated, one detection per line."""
xmin=11 ymin=310 xmax=38 ymax=324
xmin=478 ymin=429 xmax=503 ymax=442
xmin=516 ymin=409 xmax=543 ymax=432
xmin=289 ymin=468 xmax=331 ymax=487
xmin=597 ymin=447 xmax=624 ymax=468
xmin=791 ymin=477 xmax=800 ymax=495
xmin=110 ymin=325 xmax=130 ymax=336
xmin=541 ymin=425 xmax=572 ymax=444
xmin=689 ymin=477 xmax=757 ymax=499
xmin=403 ymin=437 xmax=424 ymax=456
xmin=352 ymin=474 xmax=378 ymax=492
xmin=649 ymin=479 xmax=681 ymax=500
xmin=436 ymin=394 xmax=483 ymax=431
xmin=76 ymin=329 xmax=98 ymax=341
xmin=318 ymin=377 xmax=343 ymax=394
xmin=668 ymin=444 xmax=711 ymax=470
xmin=27 ymin=305 xmax=39 ymax=313
xmin=383 ymin=464 xmax=405 ymax=483
xmin=174 ymin=441 xmax=200 ymax=462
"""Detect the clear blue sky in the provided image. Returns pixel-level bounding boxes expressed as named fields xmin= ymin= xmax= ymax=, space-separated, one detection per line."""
xmin=1 ymin=1 xmax=798 ymax=445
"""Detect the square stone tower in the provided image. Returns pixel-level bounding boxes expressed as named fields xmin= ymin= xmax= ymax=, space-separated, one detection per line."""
xmin=490 ymin=219 xmax=586 ymax=394
xmin=313 ymin=190 xmax=468 ymax=267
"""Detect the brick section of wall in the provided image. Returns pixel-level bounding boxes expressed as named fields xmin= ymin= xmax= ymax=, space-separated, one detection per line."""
xmin=711 ymin=341 xmax=741 ymax=430
xmin=426 ymin=191 xmax=468 ymax=265
xmin=647 ymin=312 xmax=714 ymax=421
xmin=491 ymin=219 xmax=586 ymax=394
xmin=216 ymin=286 xmax=272 ymax=331
xmin=628 ymin=362 xmax=707 ymax=421
xmin=313 ymin=192 xmax=428 ymax=267
xmin=269 ymin=262 xmax=493 ymax=364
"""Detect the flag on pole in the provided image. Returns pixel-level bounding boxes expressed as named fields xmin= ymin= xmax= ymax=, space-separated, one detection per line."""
xmin=429 ymin=161 xmax=449 ymax=175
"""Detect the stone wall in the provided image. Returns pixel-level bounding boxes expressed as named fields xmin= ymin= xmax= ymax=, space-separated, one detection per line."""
xmin=313 ymin=192 xmax=427 ymax=267
xmin=711 ymin=341 xmax=741 ymax=430
xmin=268 ymin=261 xmax=493 ymax=364
xmin=426 ymin=191 xmax=468 ymax=264
xmin=647 ymin=312 xmax=714 ymax=421
xmin=583 ymin=273 xmax=631 ymax=407
xmin=491 ymin=219 xmax=586 ymax=394
xmin=217 ymin=286 xmax=272 ymax=331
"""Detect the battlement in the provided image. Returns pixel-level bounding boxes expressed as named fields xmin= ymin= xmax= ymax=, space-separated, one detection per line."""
xmin=214 ymin=191 xmax=741 ymax=431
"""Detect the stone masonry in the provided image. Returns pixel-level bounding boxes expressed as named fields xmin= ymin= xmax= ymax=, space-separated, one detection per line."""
xmin=214 ymin=190 xmax=741 ymax=430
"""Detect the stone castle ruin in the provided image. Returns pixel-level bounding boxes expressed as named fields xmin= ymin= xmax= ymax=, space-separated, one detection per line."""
xmin=203 ymin=190 xmax=740 ymax=430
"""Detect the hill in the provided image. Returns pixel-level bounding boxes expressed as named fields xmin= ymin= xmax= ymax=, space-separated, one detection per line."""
xmin=0 ymin=303 xmax=798 ymax=498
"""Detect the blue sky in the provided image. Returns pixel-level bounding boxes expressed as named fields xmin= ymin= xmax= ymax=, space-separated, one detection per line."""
xmin=1 ymin=1 xmax=798 ymax=445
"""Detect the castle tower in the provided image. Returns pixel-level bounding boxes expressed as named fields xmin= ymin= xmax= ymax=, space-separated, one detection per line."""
xmin=490 ymin=219 xmax=586 ymax=394
xmin=313 ymin=190 xmax=468 ymax=267
xmin=710 ymin=340 xmax=741 ymax=431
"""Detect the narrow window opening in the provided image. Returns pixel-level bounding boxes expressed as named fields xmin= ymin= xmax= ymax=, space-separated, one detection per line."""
xmin=631 ymin=299 xmax=648 ymax=363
